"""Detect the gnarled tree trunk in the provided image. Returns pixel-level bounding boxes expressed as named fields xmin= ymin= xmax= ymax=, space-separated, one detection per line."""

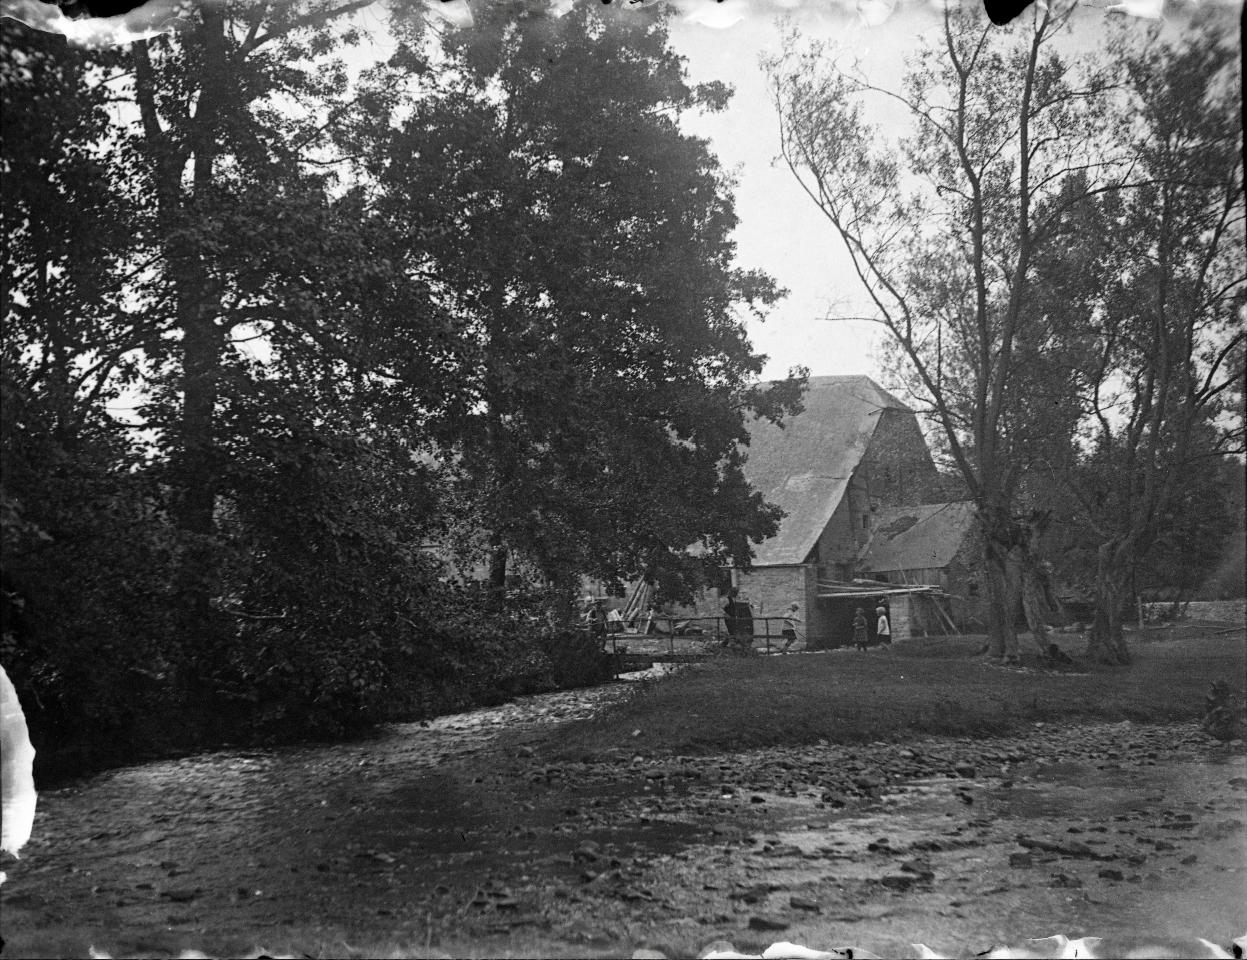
xmin=1016 ymin=511 xmax=1065 ymax=658
xmin=1013 ymin=543 xmax=1054 ymax=656
xmin=1085 ymin=539 xmax=1133 ymax=665
xmin=981 ymin=524 xmax=1020 ymax=662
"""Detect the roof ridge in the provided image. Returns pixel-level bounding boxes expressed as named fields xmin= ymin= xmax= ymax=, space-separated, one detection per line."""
xmin=771 ymin=374 xmax=910 ymax=412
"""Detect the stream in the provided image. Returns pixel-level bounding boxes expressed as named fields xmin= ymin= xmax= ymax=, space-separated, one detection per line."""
xmin=2 ymin=676 xmax=1244 ymax=959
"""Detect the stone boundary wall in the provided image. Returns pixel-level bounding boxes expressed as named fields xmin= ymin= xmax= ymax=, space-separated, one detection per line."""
xmin=1142 ymin=599 xmax=1246 ymax=623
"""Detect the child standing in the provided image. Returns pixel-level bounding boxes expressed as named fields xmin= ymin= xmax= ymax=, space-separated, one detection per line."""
xmin=852 ymin=607 xmax=869 ymax=650
xmin=876 ymin=604 xmax=891 ymax=645
xmin=781 ymin=602 xmax=802 ymax=651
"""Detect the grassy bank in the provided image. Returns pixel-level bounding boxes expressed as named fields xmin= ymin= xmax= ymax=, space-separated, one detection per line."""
xmin=555 ymin=629 xmax=1246 ymax=757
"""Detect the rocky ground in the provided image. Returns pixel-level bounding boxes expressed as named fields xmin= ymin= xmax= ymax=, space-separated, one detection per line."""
xmin=2 ymin=672 xmax=1245 ymax=959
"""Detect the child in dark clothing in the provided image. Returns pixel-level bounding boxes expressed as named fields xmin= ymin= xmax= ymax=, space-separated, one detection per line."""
xmin=852 ymin=607 xmax=869 ymax=650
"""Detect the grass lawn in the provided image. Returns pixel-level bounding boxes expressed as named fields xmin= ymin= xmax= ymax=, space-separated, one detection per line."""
xmin=555 ymin=627 xmax=1247 ymax=757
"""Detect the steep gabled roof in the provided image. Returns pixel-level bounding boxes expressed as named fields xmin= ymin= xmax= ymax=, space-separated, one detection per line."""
xmin=859 ymin=501 xmax=978 ymax=573
xmin=742 ymin=375 xmax=911 ymax=566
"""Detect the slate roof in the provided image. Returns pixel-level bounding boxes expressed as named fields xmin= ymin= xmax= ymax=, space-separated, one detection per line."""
xmin=742 ymin=375 xmax=911 ymax=566
xmin=858 ymin=501 xmax=978 ymax=573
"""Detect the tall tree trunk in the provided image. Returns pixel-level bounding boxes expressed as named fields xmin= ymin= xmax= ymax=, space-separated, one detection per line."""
xmin=981 ymin=529 xmax=1019 ymax=661
xmin=177 ymin=294 xmax=223 ymax=537
xmin=141 ymin=7 xmax=230 ymax=671
xmin=1016 ymin=512 xmax=1062 ymax=657
xmin=1012 ymin=544 xmax=1053 ymax=656
xmin=489 ymin=543 xmax=508 ymax=592
xmin=176 ymin=4 xmax=228 ymax=540
xmin=173 ymin=288 xmax=225 ymax=678
xmin=1086 ymin=539 xmax=1133 ymax=665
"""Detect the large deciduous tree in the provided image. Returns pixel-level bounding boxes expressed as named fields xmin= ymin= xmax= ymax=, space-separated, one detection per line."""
xmin=122 ymin=0 xmax=451 ymax=571
xmin=372 ymin=1 xmax=803 ymax=602
xmin=2 ymin=4 xmax=466 ymax=749
xmin=1061 ymin=30 xmax=1244 ymax=664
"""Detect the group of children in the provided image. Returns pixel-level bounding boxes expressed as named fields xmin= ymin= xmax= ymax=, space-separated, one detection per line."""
xmin=853 ymin=604 xmax=891 ymax=650
xmin=780 ymin=601 xmax=891 ymax=652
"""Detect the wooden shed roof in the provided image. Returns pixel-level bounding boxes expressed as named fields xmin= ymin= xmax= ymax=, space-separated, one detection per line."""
xmin=858 ymin=500 xmax=977 ymax=573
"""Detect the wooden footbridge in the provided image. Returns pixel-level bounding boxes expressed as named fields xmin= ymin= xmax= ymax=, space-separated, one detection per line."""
xmin=594 ymin=615 xmax=799 ymax=674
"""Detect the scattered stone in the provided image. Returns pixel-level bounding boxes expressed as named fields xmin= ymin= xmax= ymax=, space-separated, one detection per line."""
xmin=955 ymin=765 xmax=977 ymax=778
xmin=789 ymin=895 xmax=821 ymax=912
xmin=748 ymin=914 xmax=790 ymax=931
xmin=698 ymin=942 xmax=740 ymax=960
xmin=1200 ymin=819 xmax=1245 ymax=841
xmin=1098 ymin=868 xmax=1124 ymax=881
xmin=729 ymin=884 xmax=770 ymax=904
xmin=160 ymin=888 xmax=198 ymax=902
xmin=880 ymin=875 xmax=918 ymax=891
xmin=1008 ymin=853 xmax=1033 ymax=868
xmin=1180 ymin=854 xmax=1198 ymax=865
xmin=1017 ymin=836 xmax=1104 ymax=860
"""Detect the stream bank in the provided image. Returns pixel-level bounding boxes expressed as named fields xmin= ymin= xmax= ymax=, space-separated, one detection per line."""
xmin=2 ymin=675 xmax=1244 ymax=959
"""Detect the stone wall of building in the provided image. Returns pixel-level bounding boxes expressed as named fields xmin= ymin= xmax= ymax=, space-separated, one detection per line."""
xmin=858 ymin=409 xmax=942 ymax=512
xmin=813 ymin=496 xmax=858 ymax=575
xmin=736 ymin=565 xmax=808 ymax=643
xmin=681 ymin=566 xmax=832 ymax=647
xmin=890 ymin=596 xmax=912 ymax=642
xmin=944 ymin=533 xmax=987 ymax=630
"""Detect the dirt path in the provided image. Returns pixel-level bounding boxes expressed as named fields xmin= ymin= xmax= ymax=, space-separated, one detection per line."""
xmin=2 ymin=680 xmax=1245 ymax=959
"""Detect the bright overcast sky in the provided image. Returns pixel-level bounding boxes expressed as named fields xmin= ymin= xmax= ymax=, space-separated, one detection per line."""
xmin=664 ymin=0 xmax=1233 ymax=382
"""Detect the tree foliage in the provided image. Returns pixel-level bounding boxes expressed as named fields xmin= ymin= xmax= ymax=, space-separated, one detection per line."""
xmin=367 ymin=2 xmax=802 ymax=600
xmin=1059 ymin=29 xmax=1244 ymax=660
xmin=1 ymin=1 xmax=796 ymax=771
